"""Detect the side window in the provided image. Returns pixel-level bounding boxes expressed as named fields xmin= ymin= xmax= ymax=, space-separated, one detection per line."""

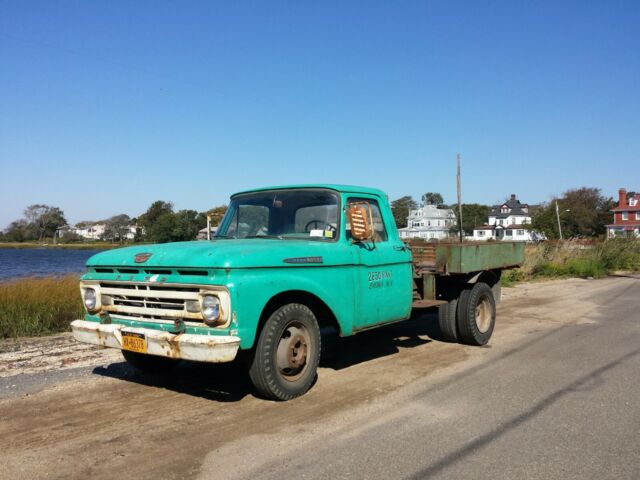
xmin=346 ymin=198 xmax=388 ymax=242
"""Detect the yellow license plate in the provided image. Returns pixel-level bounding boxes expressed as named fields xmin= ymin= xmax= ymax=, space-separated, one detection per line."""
xmin=122 ymin=332 xmax=147 ymax=353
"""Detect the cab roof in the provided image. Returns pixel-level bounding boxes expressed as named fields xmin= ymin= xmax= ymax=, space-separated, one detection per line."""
xmin=232 ymin=184 xmax=388 ymax=198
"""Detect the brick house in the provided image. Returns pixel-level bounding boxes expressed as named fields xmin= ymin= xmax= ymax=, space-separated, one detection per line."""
xmin=607 ymin=188 xmax=640 ymax=238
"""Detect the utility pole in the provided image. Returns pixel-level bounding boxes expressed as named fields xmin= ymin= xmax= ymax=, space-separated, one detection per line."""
xmin=555 ymin=200 xmax=563 ymax=240
xmin=457 ymin=154 xmax=463 ymax=243
xmin=206 ymin=214 xmax=211 ymax=241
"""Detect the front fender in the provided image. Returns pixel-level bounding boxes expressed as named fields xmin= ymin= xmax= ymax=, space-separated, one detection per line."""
xmin=229 ymin=266 xmax=356 ymax=349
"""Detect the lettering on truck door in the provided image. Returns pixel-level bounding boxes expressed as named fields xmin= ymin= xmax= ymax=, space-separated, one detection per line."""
xmin=345 ymin=196 xmax=413 ymax=329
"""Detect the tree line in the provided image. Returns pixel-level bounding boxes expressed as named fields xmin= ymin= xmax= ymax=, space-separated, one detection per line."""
xmin=0 ymin=202 xmax=227 ymax=244
xmin=390 ymin=187 xmax=615 ymax=239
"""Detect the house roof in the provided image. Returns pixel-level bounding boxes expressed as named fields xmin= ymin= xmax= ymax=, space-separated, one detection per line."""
xmin=490 ymin=210 xmax=531 ymax=219
xmin=489 ymin=195 xmax=531 ymax=218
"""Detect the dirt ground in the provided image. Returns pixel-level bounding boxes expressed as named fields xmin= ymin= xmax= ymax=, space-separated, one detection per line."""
xmin=0 ymin=276 xmax=632 ymax=480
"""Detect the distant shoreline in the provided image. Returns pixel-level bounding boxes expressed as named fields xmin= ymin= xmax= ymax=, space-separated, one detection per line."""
xmin=0 ymin=242 xmax=121 ymax=250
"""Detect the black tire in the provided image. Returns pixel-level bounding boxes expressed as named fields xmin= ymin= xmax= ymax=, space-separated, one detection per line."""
xmin=456 ymin=282 xmax=496 ymax=346
xmin=492 ymin=281 xmax=502 ymax=304
xmin=249 ymin=303 xmax=321 ymax=401
xmin=438 ymin=298 xmax=459 ymax=342
xmin=122 ymin=350 xmax=179 ymax=373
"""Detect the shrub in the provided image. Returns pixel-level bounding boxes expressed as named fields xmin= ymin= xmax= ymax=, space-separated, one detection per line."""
xmin=502 ymin=238 xmax=640 ymax=286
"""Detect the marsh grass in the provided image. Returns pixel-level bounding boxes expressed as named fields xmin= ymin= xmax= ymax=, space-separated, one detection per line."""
xmin=503 ymin=239 xmax=640 ymax=286
xmin=0 ymin=275 xmax=84 ymax=338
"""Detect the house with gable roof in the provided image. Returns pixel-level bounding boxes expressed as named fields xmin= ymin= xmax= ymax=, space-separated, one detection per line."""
xmin=398 ymin=204 xmax=457 ymax=240
xmin=472 ymin=194 xmax=543 ymax=242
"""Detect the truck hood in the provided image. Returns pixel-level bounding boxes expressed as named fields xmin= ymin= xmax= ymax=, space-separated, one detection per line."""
xmin=86 ymin=239 xmax=353 ymax=269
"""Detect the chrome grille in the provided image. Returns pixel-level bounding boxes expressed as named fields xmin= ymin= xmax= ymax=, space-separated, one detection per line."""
xmin=98 ymin=282 xmax=204 ymax=323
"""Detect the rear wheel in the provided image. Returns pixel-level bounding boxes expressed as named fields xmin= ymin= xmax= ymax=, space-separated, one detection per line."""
xmin=438 ymin=298 xmax=459 ymax=342
xmin=122 ymin=350 xmax=179 ymax=373
xmin=249 ymin=303 xmax=321 ymax=401
xmin=456 ymin=282 xmax=496 ymax=346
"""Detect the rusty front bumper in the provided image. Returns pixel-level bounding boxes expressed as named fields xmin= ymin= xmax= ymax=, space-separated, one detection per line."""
xmin=70 ymin=320 xmax=240 ymax=363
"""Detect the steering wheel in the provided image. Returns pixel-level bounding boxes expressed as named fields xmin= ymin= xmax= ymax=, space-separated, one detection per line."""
xmin=304 ymin=220 xmax=336 ymax=233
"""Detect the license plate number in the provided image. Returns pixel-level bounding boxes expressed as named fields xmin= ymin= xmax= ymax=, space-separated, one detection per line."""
xmin=122 ymin=332 xmax=147 ymax=353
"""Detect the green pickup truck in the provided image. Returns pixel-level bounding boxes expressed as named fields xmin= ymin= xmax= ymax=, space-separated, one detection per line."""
xmin=71 ymin=184 xmax=523 ymax=400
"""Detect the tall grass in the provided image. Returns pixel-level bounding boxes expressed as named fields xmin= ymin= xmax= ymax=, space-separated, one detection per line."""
xmin=0 ymin=275 xmax=84 ymax=338
xmin=503 ymin=239 xmax=640 ymax=285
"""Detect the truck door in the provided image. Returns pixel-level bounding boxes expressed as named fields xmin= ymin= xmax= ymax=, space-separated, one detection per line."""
xmin=345 ymin=196 xmax=413 ymax=330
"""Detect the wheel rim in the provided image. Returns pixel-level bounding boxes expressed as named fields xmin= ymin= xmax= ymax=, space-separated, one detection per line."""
xmin=275 ymin=322 xmax=311 ymax=382
xmin=475 ymin=295 xmax=493 ymax=333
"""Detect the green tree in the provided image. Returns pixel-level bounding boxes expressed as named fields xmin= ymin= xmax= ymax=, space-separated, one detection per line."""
xmin=23 ymin=205 xmax=67 ymax=240
xmin=138 ymin=201 xmax=174 ymax=242
xmin=422 ymin=192 xmax=444 ymax=206
xmin=101 ymin=214 xmax=132 ymax=243
xmin=449 ymin=203 xmax=492 ymax=235
xmin=139 ymin=201 xmax=174 ymax=226
xmin=390 ymin=196 xmax=418 ymax=228
xmin=195 ymin=205 xmax=228 ymax=232
xmin=532 ymin=187 xmax=614 ymax=239
xmin=2 ymin=220 xmax=30 ymax=242
xmin=172 ymin=209 xmax=201 ymax=241
xmin=144 ymin=209 xmax=202 ymax=243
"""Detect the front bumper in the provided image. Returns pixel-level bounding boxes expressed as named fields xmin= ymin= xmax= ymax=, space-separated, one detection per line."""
xmin=70 ymin=320 xmax=240 ymax=363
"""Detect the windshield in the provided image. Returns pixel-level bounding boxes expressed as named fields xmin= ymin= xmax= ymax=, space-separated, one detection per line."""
xmin=216 ymin=189 xmax=339 ymax=241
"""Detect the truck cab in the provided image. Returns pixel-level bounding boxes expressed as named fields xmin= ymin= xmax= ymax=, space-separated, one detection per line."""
xmin=71 ymin=184 xmax=522 ymax=400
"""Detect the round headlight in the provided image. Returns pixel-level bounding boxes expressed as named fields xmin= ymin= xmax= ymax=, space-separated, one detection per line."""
xmin=84 ymin=288 xmax=97 ymax=311
xmin=201 ymin=295 xmax=221 ymax=325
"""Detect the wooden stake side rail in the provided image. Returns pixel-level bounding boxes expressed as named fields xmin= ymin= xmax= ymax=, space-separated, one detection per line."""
xmin=407 ymin=241 xmax=525 ymax=275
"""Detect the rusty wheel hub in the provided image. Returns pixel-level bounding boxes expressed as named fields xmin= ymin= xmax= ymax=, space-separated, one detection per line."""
xmin=276 ymin=324 xmax=310 ymax=381
xmin=475 ymin=295 xmax=492 ymax=333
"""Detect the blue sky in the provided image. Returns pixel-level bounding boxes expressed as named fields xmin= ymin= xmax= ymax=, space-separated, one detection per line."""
xmin=1 ymin=1 xmax=638 ymax=228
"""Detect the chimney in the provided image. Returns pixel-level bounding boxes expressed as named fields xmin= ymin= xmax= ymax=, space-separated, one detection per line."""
xmin=510 ymin=194 xmax=516 ymax=201
xmin=619 ymin=188 xmax=627 ymax=207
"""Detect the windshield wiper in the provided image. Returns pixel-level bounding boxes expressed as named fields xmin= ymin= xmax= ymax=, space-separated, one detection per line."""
xmin=244 ymin=235 xmax=283 ymax=240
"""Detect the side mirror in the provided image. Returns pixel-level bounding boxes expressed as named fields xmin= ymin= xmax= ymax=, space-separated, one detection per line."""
xmin=347 ymin=203 xmax=374 ymax=242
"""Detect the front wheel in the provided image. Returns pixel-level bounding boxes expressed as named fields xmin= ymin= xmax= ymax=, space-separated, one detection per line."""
xmin=249 ymin=303 xmax=321 ymax=401
xmin=456 ymin=282 xmax=496 ymax=346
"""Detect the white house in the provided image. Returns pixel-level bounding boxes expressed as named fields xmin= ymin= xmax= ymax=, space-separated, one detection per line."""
xmin=72 ymin=223 xmax=107 ymax=240
xmin=472 ymin=194 xmax=543 ymax=242
xmin=398 ymin=204 xmax=457 ymax=240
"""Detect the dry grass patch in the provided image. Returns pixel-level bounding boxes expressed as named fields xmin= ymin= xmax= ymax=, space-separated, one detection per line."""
xmin=0 ymin=275 xmax=84 ymax=338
